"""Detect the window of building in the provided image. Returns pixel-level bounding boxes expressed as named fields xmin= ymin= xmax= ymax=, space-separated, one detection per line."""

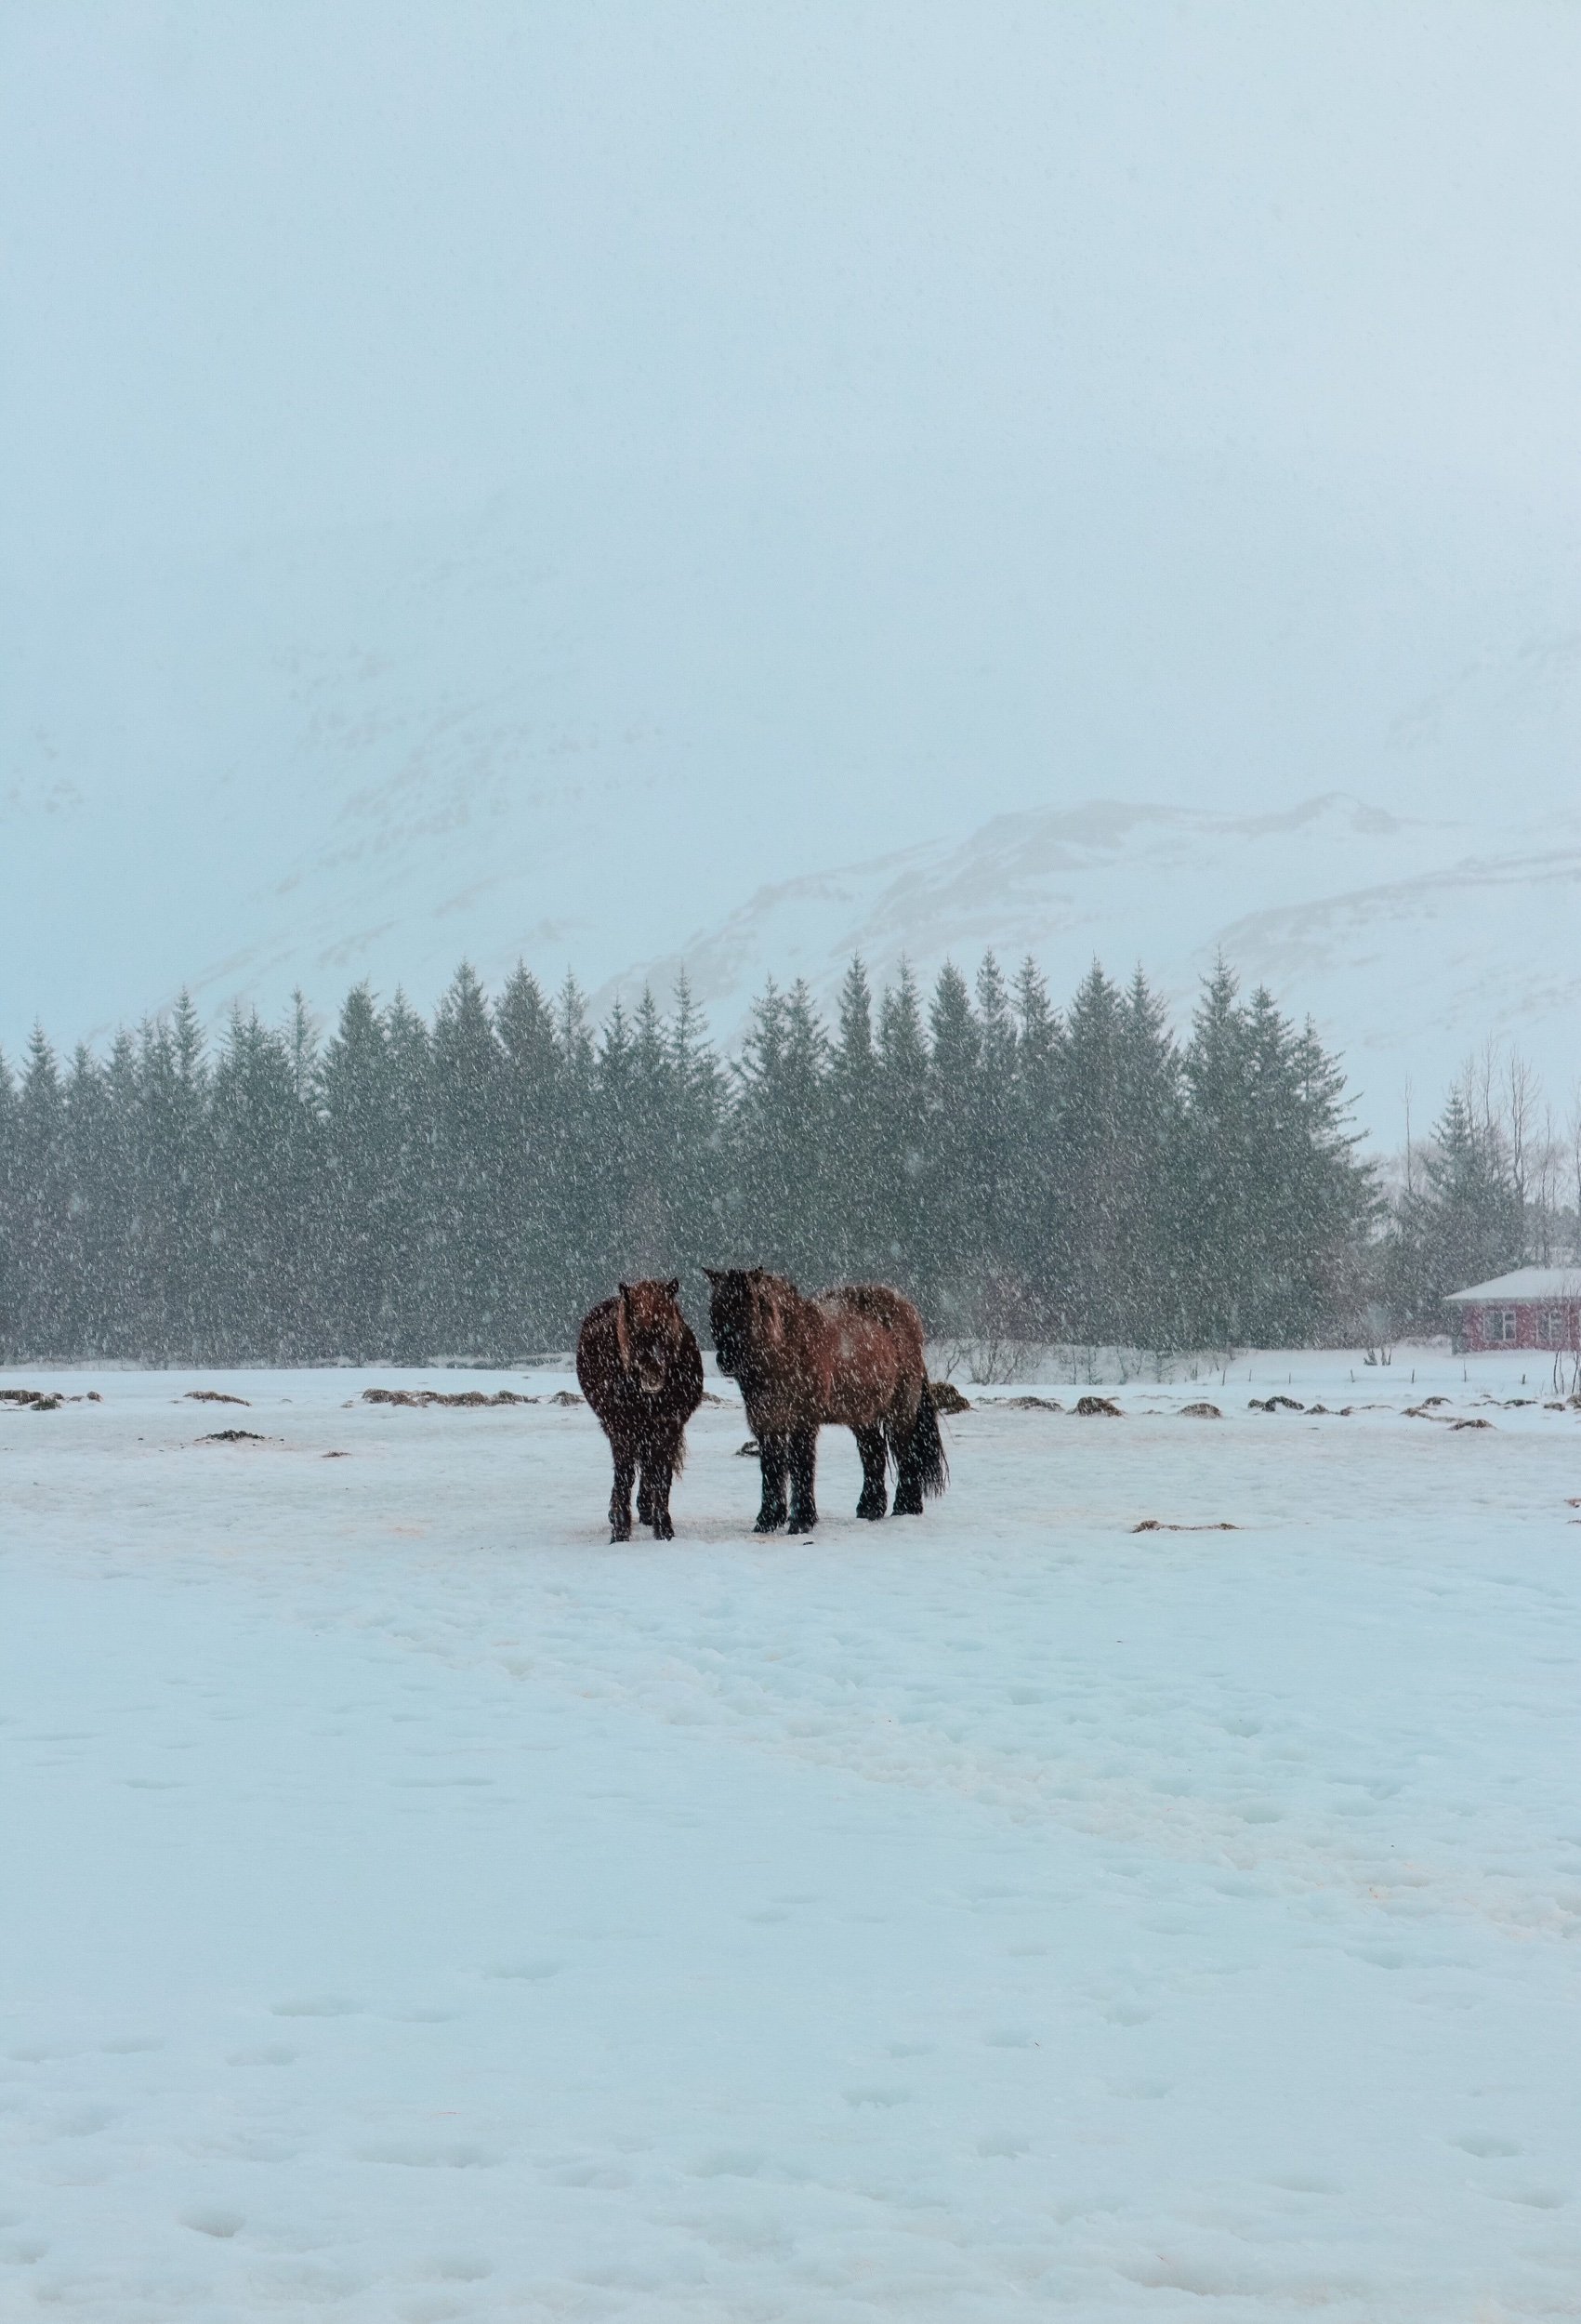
xmin=1540 ymin=1308 xmax=1573 ymax=1347
xmin=1488 ymin=1307 xmax=1518 ymax=1344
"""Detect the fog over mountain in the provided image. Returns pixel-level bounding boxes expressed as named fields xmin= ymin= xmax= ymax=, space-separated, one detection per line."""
xmin=4 ymin=5 xmax=1579 ymax=1139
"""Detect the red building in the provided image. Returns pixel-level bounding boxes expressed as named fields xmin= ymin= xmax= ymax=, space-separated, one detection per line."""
xmin=1443 ymin=1268 xmax=1581 ymax=1353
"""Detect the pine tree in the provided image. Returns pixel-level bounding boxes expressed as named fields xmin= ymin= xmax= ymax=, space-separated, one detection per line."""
xmin=923 ymin=961 xmax=982 ymax=1323
xmin=547 ymin=972 xmax=600 ymax=1338
xmin=1060 ymin=962 xmax=1127 ymax=1346
xmin=495 ymin=963 xmax=561 ymax=1347
xmin=11 ymin=1029 xmax=72 ymax=1355
xmin=665 ymin=970 xmax=726 ymax=1291
xmin=730 ymin=978 xmax=829 ymax=1278
xmin=382 ymin=989 xmax=436 ymax=1359
xmin=1391 ymin=1081 xmax=1520 ymax=1324
xmin=875 ymin=961 xmax=929 ymax=1291
xmin=1178 ymin=958 xmax=1250 ymax=1349
xmin=61 ymin=1044 xmax=126 ymax=1359
xmin=1006 ymin=957 xmax=1064 ymax=1329
xmin=132 ymin=997 xmax=213 ymax=1360
xmin=321 ymin=984 xmax=401 ymax=1358
xmin=972 ymin=953 xmax=1018 ymax=1287
xmin=826 ymin=957 xmax=885 ymax=1278
xmin=428 ymin=964 xmax=507 ymax=1356
xmin=1114 ymin=968 xmax=1184 ymax=1352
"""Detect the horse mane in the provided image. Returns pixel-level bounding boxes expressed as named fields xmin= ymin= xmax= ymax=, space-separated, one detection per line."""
xmin=748 ymin=1269 xmax=800 ymax=1301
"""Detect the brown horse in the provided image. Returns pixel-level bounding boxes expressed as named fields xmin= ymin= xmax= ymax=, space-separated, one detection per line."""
xmin=576 ymin=1279 xmax=705 ymax=1540
xmin=704 ymin=1268 xmax=947 ymax=1533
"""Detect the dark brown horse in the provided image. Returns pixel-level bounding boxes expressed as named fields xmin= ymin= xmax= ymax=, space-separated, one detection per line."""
xmin=704 ymin=1268 xmax=947 ymax=1533
xmin=576 ymin=1279 xmax=705 ymax=1540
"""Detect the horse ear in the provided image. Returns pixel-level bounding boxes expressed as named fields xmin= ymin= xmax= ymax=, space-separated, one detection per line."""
xmin=613 ymin=1293 xmax=632 ymax=1367
xmin=702 ymin=1267 xmax=722 ymax=1284
xmin=664 ymin=1277 xmax=680 ymax=1299
xmin=618 ymin=1282 xmax=632 ymax=1298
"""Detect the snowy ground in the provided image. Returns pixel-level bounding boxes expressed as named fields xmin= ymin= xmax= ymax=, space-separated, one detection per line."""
xmin=4 ymin=1349 xmax=1580 ymax=2321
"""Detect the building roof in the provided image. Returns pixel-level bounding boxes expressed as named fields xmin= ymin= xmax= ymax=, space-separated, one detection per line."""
xmin=1443 ymin=1267 xmax=1581 ymax=1304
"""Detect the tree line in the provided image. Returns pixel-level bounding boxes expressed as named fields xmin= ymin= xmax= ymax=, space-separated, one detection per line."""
xmin=0 ymin=951 xmax=1569 ymax=1367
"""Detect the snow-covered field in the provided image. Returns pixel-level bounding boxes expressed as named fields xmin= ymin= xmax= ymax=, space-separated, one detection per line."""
xmin=4 ymin=1350 xmax=1580 ymax=2321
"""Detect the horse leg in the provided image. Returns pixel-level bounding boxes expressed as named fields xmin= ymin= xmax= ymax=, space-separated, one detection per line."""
xmin=647 ymin=1442 xmax=676 ymax=1541
xmin=609 ymin=1446 xmax=636 ymax=1540
xmin=636 ymin=1448 xmax=655 ymax=1530
xmin=854 ymin=1425 xmax=889 ymax=1520
xmin=787 ymin=1427 xmax=819 ymax=1533
xmin=890 ymin=1397 xmax=924 ymax=1515
xmin=754 ymin=1432 xmax=789 ymax=1533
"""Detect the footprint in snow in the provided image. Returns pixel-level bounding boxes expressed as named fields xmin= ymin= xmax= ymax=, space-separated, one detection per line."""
xmin=181 ymin=2207 xmax=244 ymax=2240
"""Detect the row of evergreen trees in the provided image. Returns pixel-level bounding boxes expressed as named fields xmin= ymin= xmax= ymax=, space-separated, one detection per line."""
xmin=0 ymin=949 xmax=1466 ymax=1366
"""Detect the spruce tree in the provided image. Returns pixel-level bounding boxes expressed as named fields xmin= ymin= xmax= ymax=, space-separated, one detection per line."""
xmin=876 ymin=961 xmax=929 ymax=1291
xmin=1007 ymin=957 xmax=1064 ymax=1330
xmin=826 ymin=957 xmax=885 ymax=1278
xmin=495 ymin=964 xmax=561 ymax=1347
xmin=11 ymin=1030 xmax=71 ymax=1355
xmin=1392 ymin=1083 xmax=1520 ymax=1324
xmin=321 ymin=984 xmax=401 ymax=1358
xmin=428 ymin=964 xmax=507 ymax=1357
xmin=923 ymin=961 xmax=982 ymax=1323
xmin=1059 ymin=963 xmax=1127 ymax=1347
xmin=665 ymin=970 xmax=726 ymax=1292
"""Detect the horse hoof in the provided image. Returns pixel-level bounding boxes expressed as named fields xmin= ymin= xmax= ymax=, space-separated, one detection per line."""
xmin=610 ymin=1525 xmax=632 ymax=1542
xmin=753 ymin=1516 xmax=784 ymax=1535
xmin=652 ymin=1518 xmax=675 ymax=1541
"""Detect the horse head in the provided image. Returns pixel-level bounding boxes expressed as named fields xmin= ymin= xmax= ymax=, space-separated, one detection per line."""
xmin=616 ymin=1278 xmax=685 ymax=1395
xmin=703 ymin=1267 xmax=792 ymax=1379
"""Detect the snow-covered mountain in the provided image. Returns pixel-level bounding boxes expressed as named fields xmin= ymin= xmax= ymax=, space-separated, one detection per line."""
xmin=4 ymin=487 xmax=1579 ymax=1141
xmin=599 ymin=794 xmax=1581 ymax=1128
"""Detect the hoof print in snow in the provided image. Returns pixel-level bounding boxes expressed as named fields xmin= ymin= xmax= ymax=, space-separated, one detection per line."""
xmin=183 ymin=1389 xmax=250 ymax=1406
xmin=181 ymin=2207 xmax=244 ymax=2239
xmin=929 ymin=1380 xmax=972 ymax=1414
xmin=1249 ymin=1394 xmax=1304 ymax=1412
xmin=1452 ymin=1417 xmax=1494 ymax=1430
xmin=1074 ymin=1395 xmax=1121 ymax=1418
xmin=737 ymin=1438 xmax=760 ymax=1457
xmin=1003 ymin=1394 xmax=1061 ymax=1412
xmin=547 ymin=1390 xmax=583 ymax=1406
xmin=1179 ymin=1402 xmax=1222 ymax=1418
xmin=198 ymin=1429 xmax=273 ymax=1445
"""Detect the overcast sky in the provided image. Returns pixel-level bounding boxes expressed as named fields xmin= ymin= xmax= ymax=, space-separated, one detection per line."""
xmin=3 ymin=3 xmax=1579 ymax=1047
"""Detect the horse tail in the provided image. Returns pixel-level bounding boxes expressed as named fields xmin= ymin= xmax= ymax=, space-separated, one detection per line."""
xmin=889 ymin=1381 xmax=948 ymax=1499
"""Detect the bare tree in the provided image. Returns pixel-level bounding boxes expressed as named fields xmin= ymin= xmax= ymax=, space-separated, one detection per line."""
xmin=1503 ymin=1048 xmax=1541 ymax=1245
